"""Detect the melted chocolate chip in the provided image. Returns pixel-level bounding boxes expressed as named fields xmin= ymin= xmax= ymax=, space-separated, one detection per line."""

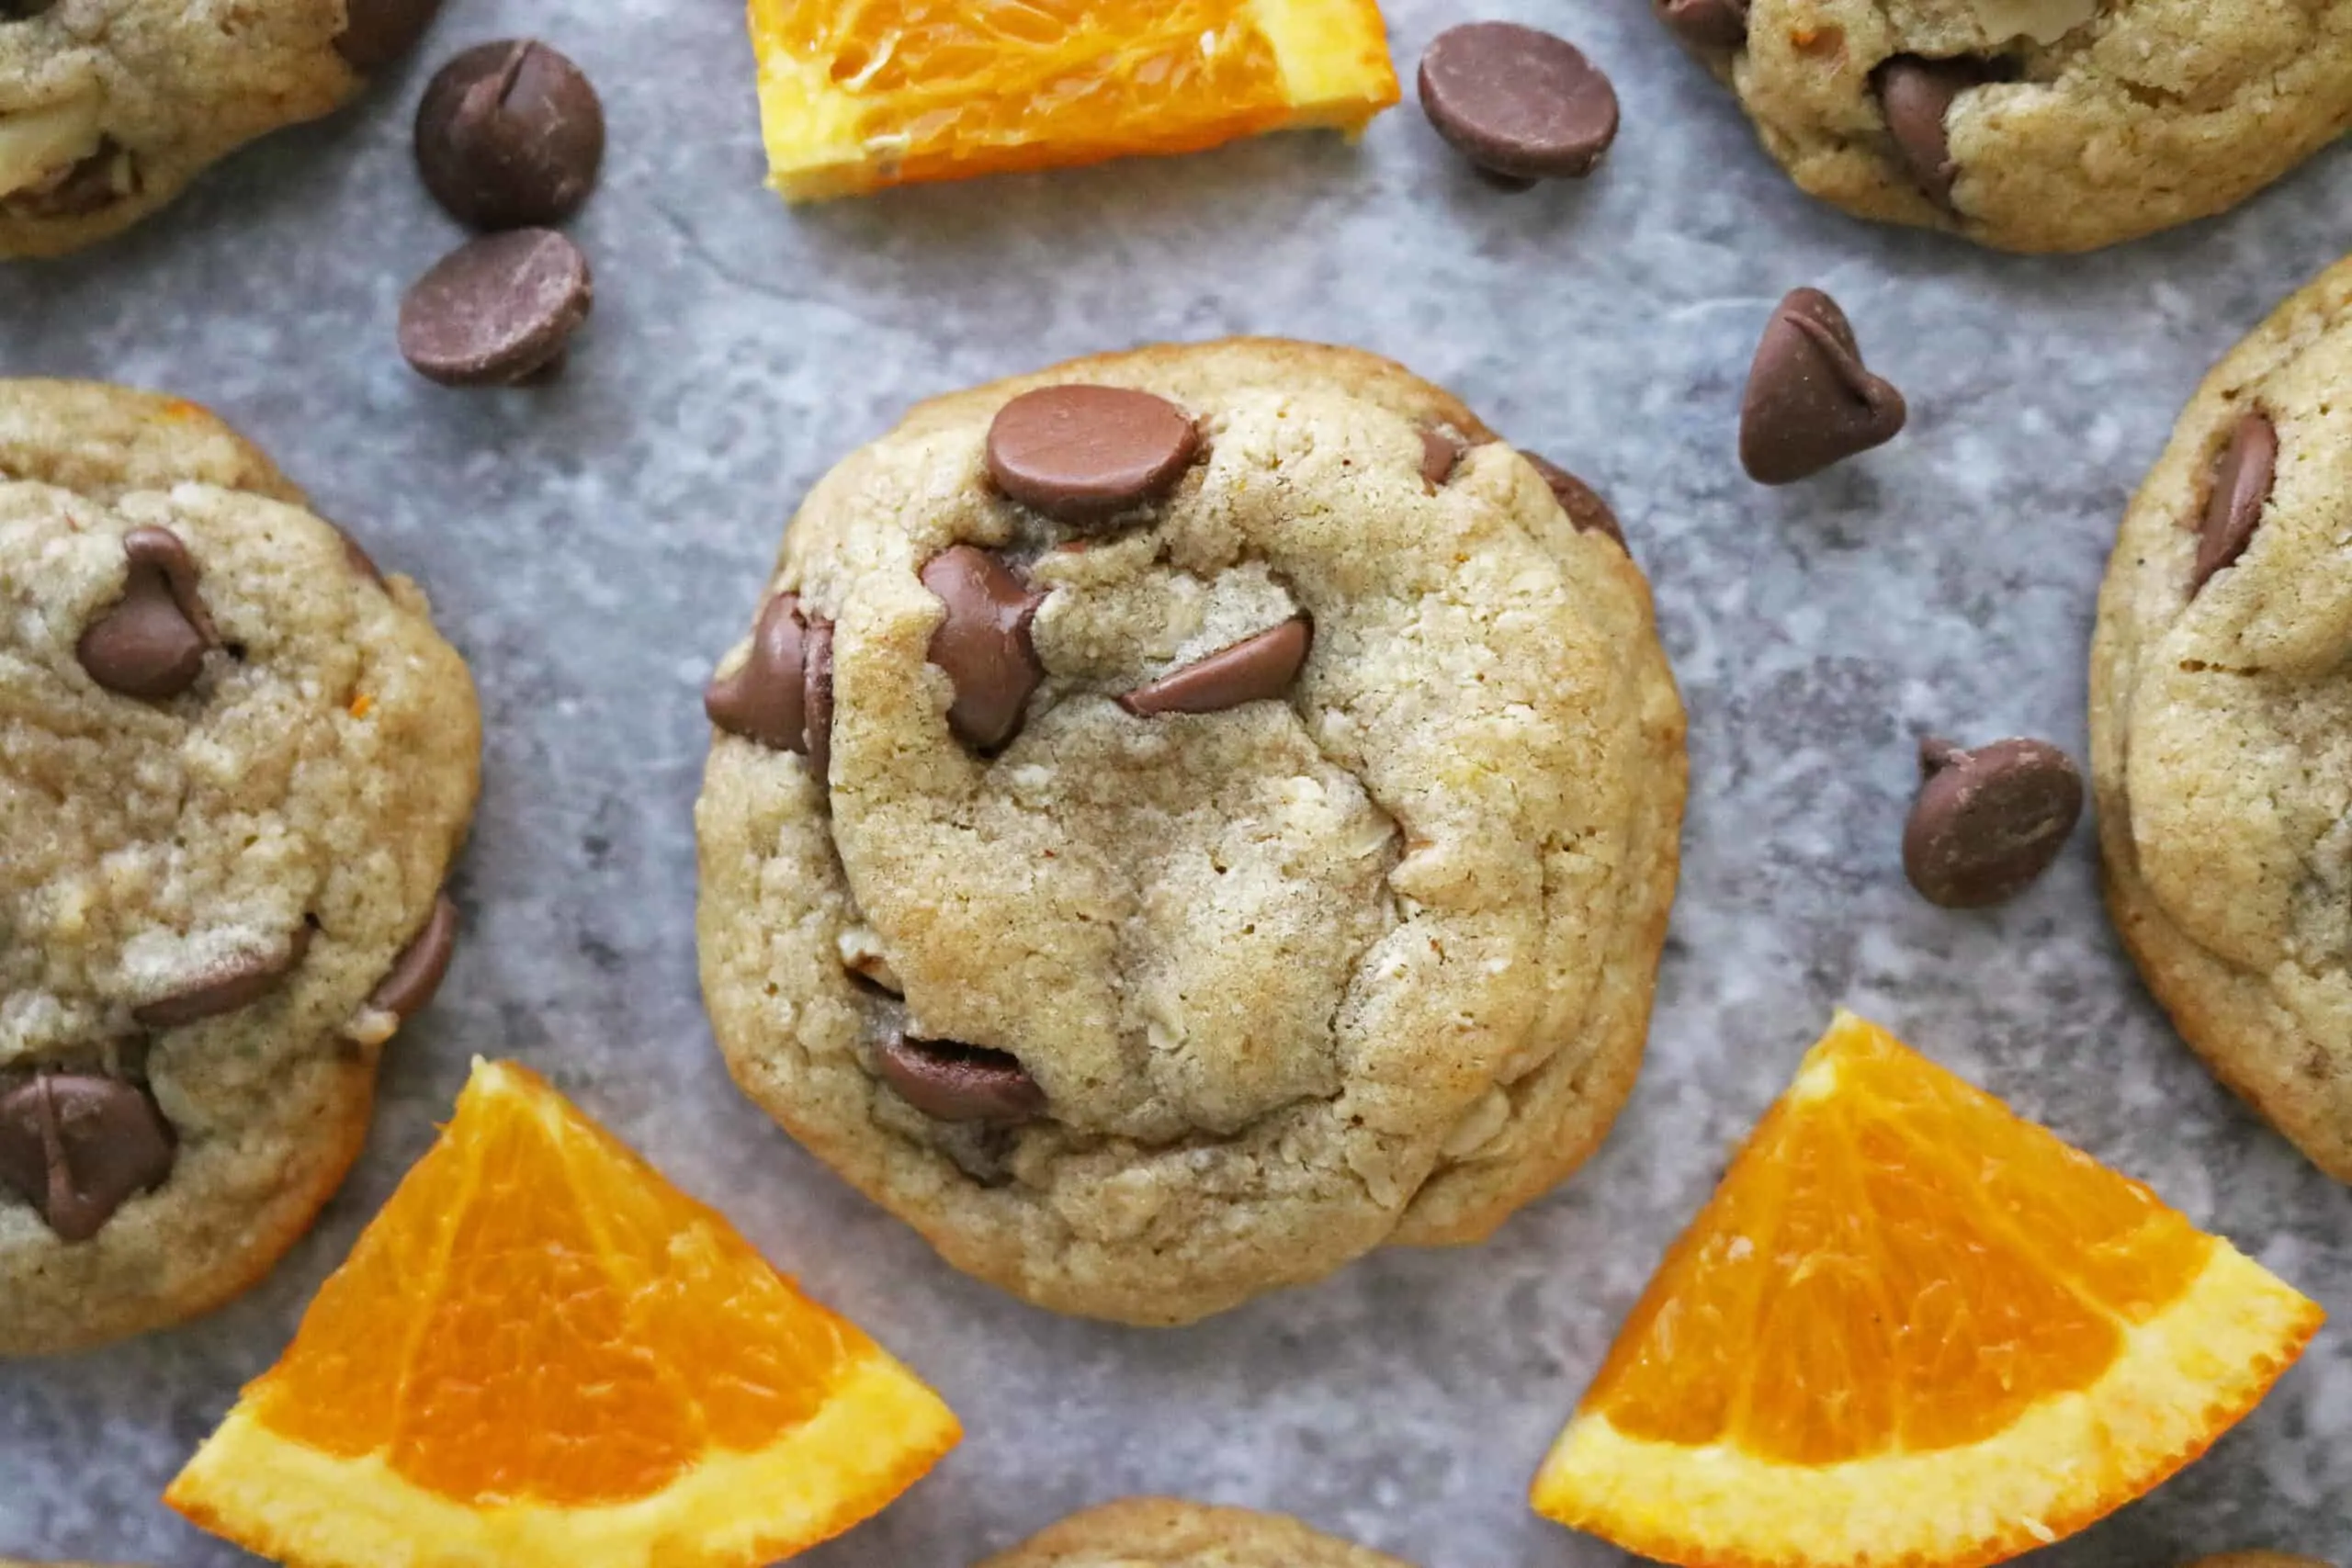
xmin=1523 ymin=453 xmax=1627 ymax=547
xmin=0 ymin=1075 xmax=175 ymax=1243
xmin=76 ymin=526 xmax=218 ymax=701
xmin=878 ymin=1036 xmax=1046 ymax=1124
xmin=133 ymin=920 xmax=312 ymax=1030
xmin=1903 ymin=738 xmax=2083 ymax=908
xmin=2191 ymin=412 xmax=2278 ymax=593
xmin=1874 ymin=56 xmax=1996 ymax=209
xmin=922 ymin=546 xmax=1046 ymax=751
xmin=1419 ymin=427 xmax=1466 ymax=491
xmin=1739 ymin=288 xmax=1907 ymax=484
xmin=368 ymin=894 xmax=458 ymax=1021
xmin=802 ymin=617 xmax=836 ymax=784
xmin=985 ymin=386 xmax=1200 ymax=525
xmin=706 ymin=592 xmax=820 ymax=755
xmin=1120 ymin=618 xmax=1312 ymax=717
xmin=335 ymin=0 xmax=444 ymax=70
xmin=1657 ymin=0 xmax=1748 ymax=49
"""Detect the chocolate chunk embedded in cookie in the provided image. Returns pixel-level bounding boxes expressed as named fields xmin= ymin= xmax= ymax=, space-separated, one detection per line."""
xmin=1658 ymin=0 xmax=2352 ymax=254
xmin=696 ymin=338 xmax=1686 ymax=1324
xmin=0 ymin=379 xmax=481 ymax=1355
xmin=0 ymin=0 xmax=439 ymax=259
xmin=2092 ymin=255 xmax=2352 ymax=1184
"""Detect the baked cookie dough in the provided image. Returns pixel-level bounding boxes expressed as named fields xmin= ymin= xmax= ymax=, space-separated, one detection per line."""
xmin=697 ymin=339 xmax=1686 ymax=1325
xmin=976 ymin=1498 xmax=1412 ymax=1568
xmin=1657 ymin=0 xmax=2352 ymax=254
xmin=0 ymin=379 xmax=480 ymax=1354
xmin=0 ymin=0 xmax=440 ymax=259
xmin=2092 ymin=255 xmax=2352 ymax=1183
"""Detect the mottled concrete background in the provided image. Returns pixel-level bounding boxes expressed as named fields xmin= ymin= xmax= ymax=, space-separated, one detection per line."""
xmin=2 ymin=0 xmax=2348 ymax=1563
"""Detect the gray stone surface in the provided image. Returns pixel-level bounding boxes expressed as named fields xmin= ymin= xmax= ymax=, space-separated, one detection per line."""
xmin=4 ymin=0 xmax=2350 ymax=1563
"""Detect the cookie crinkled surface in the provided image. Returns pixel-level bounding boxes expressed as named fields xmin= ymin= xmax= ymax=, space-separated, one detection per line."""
xmin=696 ymin=338 xmax=1687 ymax=1325
xmin=0 ymin=379 xmax=481 ymax=1355
xmin=2093 ymin=254 xmax=2352 ymax=1184
xmin=1663 ymin=0 xmax=2352 ymax=254
xmin=0 ymin=0 xmax=437 ymax=259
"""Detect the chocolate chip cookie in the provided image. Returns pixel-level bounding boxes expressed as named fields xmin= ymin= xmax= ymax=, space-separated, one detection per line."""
xmin=0 ymin=379 xmax=480 ymax=1354
xmin=1658 ymin=0 xmax=2352 ymax=253
xmin=2091 ymin=255 xmax=2352 ymax=1184
xmin=977 ymin=1498 xmax=1412 ymax=1568
xmin=0 ymin=0 xmax=440 ymax=260
xmin=697 ymin=339 xmax=1687 ymax=1325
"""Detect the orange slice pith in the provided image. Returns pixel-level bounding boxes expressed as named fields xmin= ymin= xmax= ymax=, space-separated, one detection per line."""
xmin=749 ymin=0 xmax=1400 ymax=199
xmin=165 ymin=1059 xmax=960 ymax=1568
xmin=1532 ymin=1011 xmax=2323 ymax=1568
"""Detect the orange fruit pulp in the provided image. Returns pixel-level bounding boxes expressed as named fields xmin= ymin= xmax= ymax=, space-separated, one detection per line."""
xmin=1533 ymin=1011 xmax=2323 ymax=1568
xmin=166 ymin=1059 xmax=960 ymax=1568
xmin=749 ymin=0 xmax=1400 ymax=198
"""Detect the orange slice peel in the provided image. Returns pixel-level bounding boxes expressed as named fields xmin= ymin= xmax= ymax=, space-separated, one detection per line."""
xmin=1532 ymin=1011 xmax=2323 ymax=1568
xmin=749 ymin=0 xmax=1400 ymax=199
xmin=166 ymin=1059 xmax=960 ymax=1568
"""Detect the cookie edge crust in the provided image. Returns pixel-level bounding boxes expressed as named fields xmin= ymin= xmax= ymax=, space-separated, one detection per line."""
xmin=2088 ymin=255 xmax=2352 ymax=1184
xmin=698 ymin=337 xmax=1686 ymax=1321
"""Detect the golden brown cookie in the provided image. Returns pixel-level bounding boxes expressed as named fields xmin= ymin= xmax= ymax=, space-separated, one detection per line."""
xmin=1658 ymin=0 xmax=2352 ymax=253
xmin=0 ymin=0 xmax=441 ymax=258
xmin=0 ymin=379 xmax=481 ymax=1354
xmin=2092 ymin=256 xmax=2352 ymax=1182
xmin=697 ymin=338 xmax=1686 ymax=1324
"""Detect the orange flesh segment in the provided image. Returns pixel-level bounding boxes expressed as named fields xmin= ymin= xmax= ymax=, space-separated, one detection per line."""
xmin=749 ymin=0 xmax=1399 ymax=197
xmin=1536 ymin=1013 xmax=2324 ymax=1568
xmin=1584 ymin=1015 xmax=2211 ymax=1463
xmin=167 ymin=1060 xmax=960 ymax=1568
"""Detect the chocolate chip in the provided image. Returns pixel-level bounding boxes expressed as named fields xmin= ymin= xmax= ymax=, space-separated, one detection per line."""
xmin=0 ymin=0 xmax=62 ymax=17
xmin=1523 ymin=453 xmax=1627 ymax=547
xmin=133 ymin=920 xmax=312 ymax=1030
xmin=76 ymin=526 xmax=218 ymax=701
xmin=878 ymin=1036 xmax=1046 ymax=1124
xmin=985 ymin=386 xmax=1200 ymax=525
xmin=335 ymin=0 xmax=443 ymax=70
xmin=1121 ymin=617 xmax=1312 ymax=717
xmin=0 ymin=1076 xmax=175 ymax=1243
xmin=1739 ymin=288 xmax=1907 ymax=485
xmin=705 ymin=592 xmax=838 ymax=768
xmin=1419 ymin=427 xmax=1465 ymax=490
xmin=368 ymin=894 xmax=458 ymax=1021
xmin=1875 ymin=56 xmax=1994 ymax=209
xmin=6 ymin=140 xmax=137 ymax=218
xmin=922 ymin=546 xmax=1046 ymax=751
xmin=1903 ymin=738 xmax=2083 ymax=908
xmin=802 ymin=617 xmax=836 ymax=784
xmin=414 ymin=40 xmax=605 ymax=231
xmin=398 ymin=229 xmax=592 ymax=387
xmin=1418 ymin=22 xmax=1620 ymax=183
xmin=2191 ymin=412 xmax=2278 ymax=593
xmin=1657 ymin=0 xmax=1748 ymax=48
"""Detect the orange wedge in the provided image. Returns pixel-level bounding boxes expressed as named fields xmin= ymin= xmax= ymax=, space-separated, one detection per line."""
xmin=1532 ymin=1012 xmax=2322 ymax=1568
xmin=165 ymin=1060 xmax=960 ymax=1568
xmin=749 ymin=0 xmax=1400 ymax=199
